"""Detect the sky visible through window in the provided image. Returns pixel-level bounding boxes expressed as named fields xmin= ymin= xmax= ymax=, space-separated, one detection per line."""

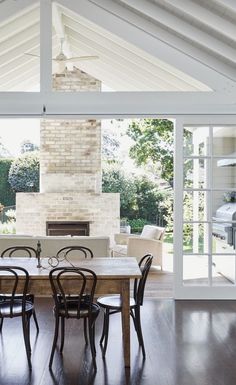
xmin=0 ymin=119 xmax=40 ymax=157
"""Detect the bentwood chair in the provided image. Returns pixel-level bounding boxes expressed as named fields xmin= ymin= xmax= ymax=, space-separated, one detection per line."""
xmin=49 ymin=267 xmax=100 ymax=368
xmin=56 ymin=246 xmax=94 ymax=341
xmin=0 ymin=266 xmax=35 ymax=369
xmin=56 ymin=246 xmax=94 ymax=260
xmin=97 ymin=254 xmax=153 ymax=358
xmin=0 ymin=246 xmax=40 ymax=332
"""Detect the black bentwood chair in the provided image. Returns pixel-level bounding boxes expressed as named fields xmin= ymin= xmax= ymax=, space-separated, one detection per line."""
xmin=56 ymin=246 xmax=94 ymax=260
xmin=49 ymin=267 xmax=100 ymax=368
xmin=0 ymin=266 xmax=35 ymax=369
xmin=97 ymin=254 xmax=153 ymax=358
xmin=0 ymin=246 xmax=40 ymax=332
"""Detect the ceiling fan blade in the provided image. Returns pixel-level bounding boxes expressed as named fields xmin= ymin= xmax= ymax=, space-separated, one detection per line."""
xmin=24 ymin=52 xmax=40 ymax=58
xmin=65 ymin=55 xmax=99 ymax=62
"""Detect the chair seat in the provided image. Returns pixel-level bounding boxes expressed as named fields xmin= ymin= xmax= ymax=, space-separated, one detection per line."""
xmin=97 ymin=295 xmax=136 ymax=310
xmin=54 ymin=302 xmax=100 ymax=318
xmin=0 ymin=300 xmax=34 ymax=317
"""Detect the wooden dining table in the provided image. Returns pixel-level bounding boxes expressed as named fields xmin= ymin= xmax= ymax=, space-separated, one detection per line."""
xmin=0 ymin=256 xmax=141 ymax=368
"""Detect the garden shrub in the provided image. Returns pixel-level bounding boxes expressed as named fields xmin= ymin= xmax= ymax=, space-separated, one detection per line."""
xmin=8 ymin=151 xmax=40 ymax=192
xmin=0 ymin=158 xmax=15 ymax=206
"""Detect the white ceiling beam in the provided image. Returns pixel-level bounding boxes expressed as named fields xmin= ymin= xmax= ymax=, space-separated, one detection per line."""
xmin=0 ymin=56 xmax=38 ymax=81
xmin=160 ymin=0 xmax=236 ymax=41
xmin=0 ymin=91 xmax=235 ymax=116
xmin=62 ymin=9 xmax=210 ymax=91
xmin=0 ymin=7 xmax=39 ymax=43
xmin=0 ymin=36 xmax=39 ymax=68
xmin=57 ymin=0 xmax=236 ymax=92
xmin=0 ymin=23 xmax=39 ymax=55
xmin=70 ymin=44 xmax=150 ymax=91
xmin=40 ymin=0 xmax=52 ymax=93
xmin=215 ymin=0 xmax=236 ymax=13
xmin=118 ymin=0 xmax=236 ymax=65
xmin=64 ymin=15 xmax=205 ymax=91
xmin=0 ymin=0 xmax=38 ymax=24
xmin=68 ymin=31 xmax=167 ymax=91
xmin=0 ymin=66 xmax=39 ymax=91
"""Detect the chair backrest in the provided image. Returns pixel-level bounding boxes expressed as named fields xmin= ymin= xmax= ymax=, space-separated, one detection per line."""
xmin=133 ymin=254 xmax=153 ymax=306
xmin=0 ymin=266 xmax=29 ymax=316
xmin=1 ymin=246 xmax=38 ymax=258
xmin=56 ymin=246 xmax=94 ymax=261
xmin=49 ymin=267 xmax=97 ymax=318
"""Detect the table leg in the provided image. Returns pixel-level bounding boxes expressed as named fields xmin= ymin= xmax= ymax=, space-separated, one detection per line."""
xmin=121 ymin=279 xmax=130 ymax=368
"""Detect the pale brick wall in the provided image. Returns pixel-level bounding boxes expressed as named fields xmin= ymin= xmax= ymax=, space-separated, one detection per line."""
xmin=41 ymin=68 xmax=102 ymax=193
xmin=16 ymin=67 xmax=120 ymax=239
xmin=16 ymin=192 xmax=120 ymax=240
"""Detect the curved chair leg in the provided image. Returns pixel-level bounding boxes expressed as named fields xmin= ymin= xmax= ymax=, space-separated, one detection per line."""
xmin=60 ymin=317 xmax=65 ymax=353
xmin=101 ymin=309 xmax=110 ymax=358
xmin=134 ymin=307 xmax=146 ymax=358
xmin=49 ymin=314 xmax=60 ymax=368
xmin=0 ymin=318 xmax=3 ymax=332
xmin=22 ymin=315 xmax=32 ymax=369
xmin=100 ymin=312 xmax=106 ymax=345
xmin=88 ymin=319 xmax=97 ymax=368
xmin=83 ymin=318 xmax=88 ymax=345
xmin=32 ymin=310 xmax=39 ymax=333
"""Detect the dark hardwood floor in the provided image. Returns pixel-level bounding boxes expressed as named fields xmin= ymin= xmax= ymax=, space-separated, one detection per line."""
xmin=1 ymin=296 xmax=236 ymax=385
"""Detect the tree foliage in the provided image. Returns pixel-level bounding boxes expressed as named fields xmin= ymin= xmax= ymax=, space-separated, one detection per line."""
xmin=8 ymin=151 xmax=40 ymax=192
xmin=102 ymin=166 xmax=167 ymax=223
xmin=102 ymin=167 xmax=137 ymax=217
xmin=127 ymin=119 xmax=174 ymax=185
xmin=0 ymin=158 xmax=15 ymax=206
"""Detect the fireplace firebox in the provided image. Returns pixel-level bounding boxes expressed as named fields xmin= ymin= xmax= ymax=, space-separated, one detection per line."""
xmin=46 ymin=221 xmax=90 ymax=236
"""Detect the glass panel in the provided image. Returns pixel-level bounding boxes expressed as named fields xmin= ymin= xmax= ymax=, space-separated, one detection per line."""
xmin=184 ymin=126 xmax=209 ymax=156
xmin=213 ymin=126 xmax=236 ymax=156
xmin=183 ymin=255 xmax=208 ymax=286
xmin=212 ymin=255 xmax=235 ymax=285
xmin=183 ymin=191 xmax=208 ymax=222
xmin=212 ymin=158 xmax=236 ymax=189
xmin=0 ymin=3 xmax=40 ymax=91
xmin=183 ymin=223 xmax=208 ymax=254
xmin=184 ymin=158 xmax=208 ymax=189
xmin=212 ymin=222 xmax=235 ymax=252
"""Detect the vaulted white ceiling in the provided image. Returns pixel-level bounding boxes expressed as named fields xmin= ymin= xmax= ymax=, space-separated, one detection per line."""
xmin=0 ymin=0 xmax=236 ymax=93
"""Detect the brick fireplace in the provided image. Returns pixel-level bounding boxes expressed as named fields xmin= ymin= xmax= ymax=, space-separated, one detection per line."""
xmin=16 ymin=67 xmax=120 ymax=239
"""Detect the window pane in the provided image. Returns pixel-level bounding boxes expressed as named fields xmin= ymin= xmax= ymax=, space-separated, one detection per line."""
xmin=183 ymin=255 xmax=209 ymax=286
xmin=183 ymin=191 xmax=208 ymax=222
xmin=212 ymin=158 xmax=236 ymax=189
xmin=213 ymin=126 xmax=236 ymax=156
xmin=183 ymin=223 xmax=208 ymax=254
xmin=184 ymin=126 xmax=209 ymax=156
xmin=184 ymin=158 xmax=208 ymax=189
xmin=212 ymin=255 xmax=235 ymax=285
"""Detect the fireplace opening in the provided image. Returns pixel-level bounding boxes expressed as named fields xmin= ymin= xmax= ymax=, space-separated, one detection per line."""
xmin=46 ymin=221 xmax=90 ymax=236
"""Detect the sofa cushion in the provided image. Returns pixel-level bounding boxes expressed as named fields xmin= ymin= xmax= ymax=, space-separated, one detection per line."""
xmin=141 ymin=225 xmax=163 ymax=240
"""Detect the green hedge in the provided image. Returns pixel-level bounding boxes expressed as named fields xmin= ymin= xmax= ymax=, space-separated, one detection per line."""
xmin=0 ymin=158 xmax=15 ymax=206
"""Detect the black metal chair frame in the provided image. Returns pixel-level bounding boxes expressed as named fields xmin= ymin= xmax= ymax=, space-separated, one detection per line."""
xmin=0 ymin=246 xmax=40 ymax=333
xmin=0 ymin=266 xmax=34 ymax=369
xmin=56 ymin=246 xmax=94 ymax=260
xmin=49 ymin=266 xmax=100 ymax=368
xmin=97 ymin=254 xmax=153 ymax=358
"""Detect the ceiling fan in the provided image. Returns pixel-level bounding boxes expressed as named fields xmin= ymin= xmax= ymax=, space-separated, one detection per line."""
xmin=24 ymin=38 xmax=99 ymax=63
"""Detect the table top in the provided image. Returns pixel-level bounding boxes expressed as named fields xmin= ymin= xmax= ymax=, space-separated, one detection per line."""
xmin=0 ymin=257 xmax=141 ymax=280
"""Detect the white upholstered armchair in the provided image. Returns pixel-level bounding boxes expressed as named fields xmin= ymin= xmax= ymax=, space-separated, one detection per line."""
xmin=112 ymin=225 xmax=165 ymax=268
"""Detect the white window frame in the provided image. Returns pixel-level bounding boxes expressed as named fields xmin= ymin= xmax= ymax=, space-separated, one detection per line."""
xmin=174 ymin=115 xmax=236 ymax=299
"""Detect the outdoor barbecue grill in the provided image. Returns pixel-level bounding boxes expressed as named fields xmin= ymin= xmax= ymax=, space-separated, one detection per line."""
xmin=212 ymin=203 xmax=236 ymax=249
